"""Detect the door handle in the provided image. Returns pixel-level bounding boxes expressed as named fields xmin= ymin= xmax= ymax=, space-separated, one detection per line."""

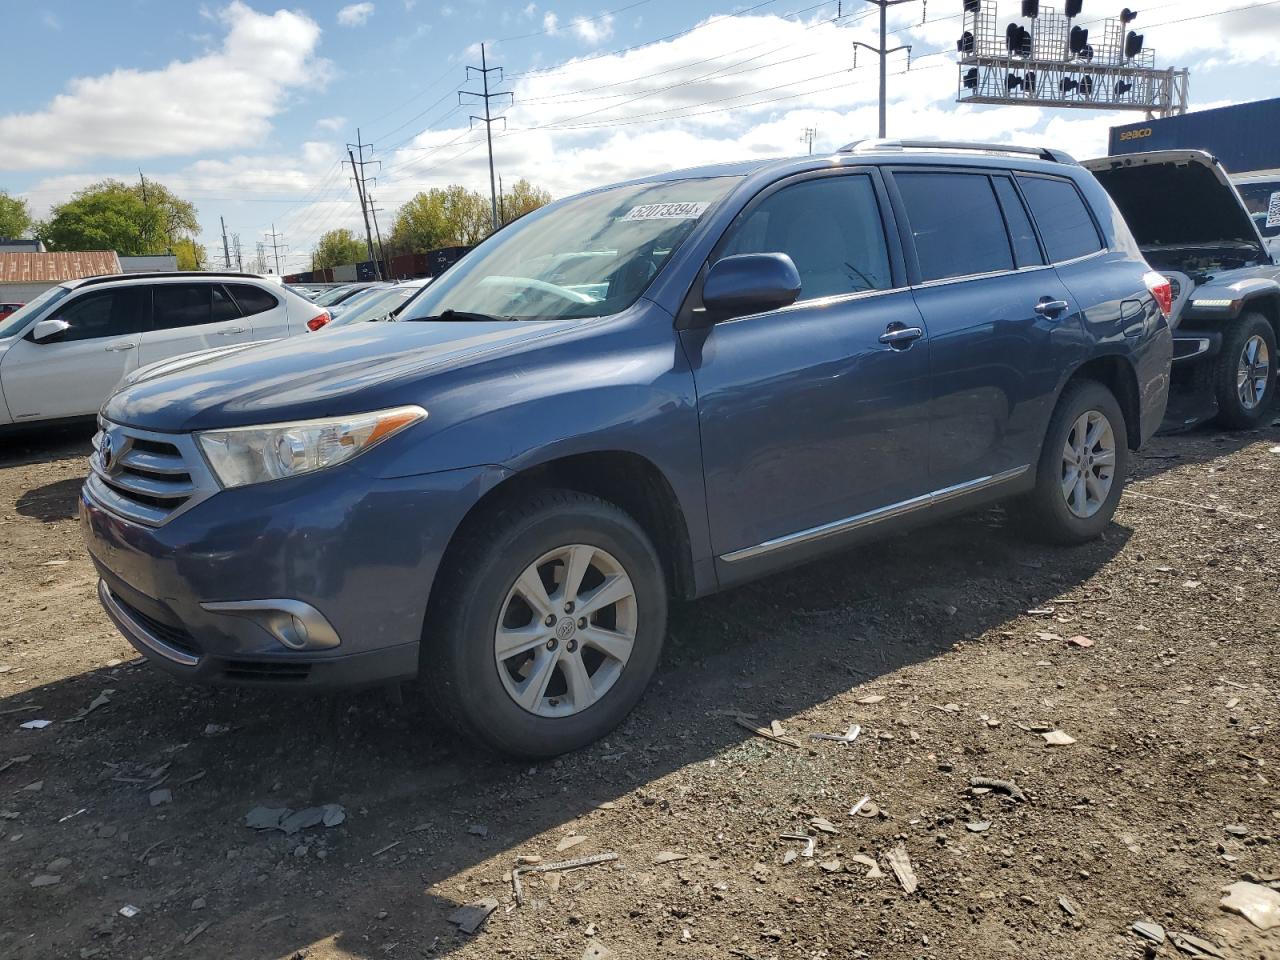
xmin=879 ymin=324 xmax=924 ymax=349
xmin=217 ymin=327 xmax=248 ymax=335
xmin=105 ymin=342 xmax=136 ymax=352
xmin=1034 ymin=299 xmax=1070 ymax=318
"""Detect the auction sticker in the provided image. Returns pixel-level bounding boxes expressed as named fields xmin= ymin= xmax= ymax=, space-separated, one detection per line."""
xmin=621 ymin=201 xmax=709 ymax=222
xmin=1267 ymin=191 xmax=1280 ymax=229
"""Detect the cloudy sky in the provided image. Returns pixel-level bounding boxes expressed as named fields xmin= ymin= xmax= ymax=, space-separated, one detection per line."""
xmin=2 ymin=0 xmax=1276 ymax=273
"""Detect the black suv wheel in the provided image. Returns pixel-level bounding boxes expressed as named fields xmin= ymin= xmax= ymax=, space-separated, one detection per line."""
xmin=1020 ymin=380 xmax=1129 ymax=544
xmin=1214 ymin=312 xmax=1276 ymax=429
xmin=424 ymin=489 xmax=667 ymax=758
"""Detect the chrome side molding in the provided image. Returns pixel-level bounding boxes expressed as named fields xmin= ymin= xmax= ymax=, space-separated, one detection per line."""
xmin=720 ymin=465 xmax=1031 ymax=563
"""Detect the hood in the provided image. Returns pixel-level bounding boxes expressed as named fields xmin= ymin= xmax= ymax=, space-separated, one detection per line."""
xmin=103 ymin=318 xmax=579 ymax=433
xmin=1083 ymin=150 xmax=1268 ymax=259
xmin=121 ymin=341 xmax=271 ymax=388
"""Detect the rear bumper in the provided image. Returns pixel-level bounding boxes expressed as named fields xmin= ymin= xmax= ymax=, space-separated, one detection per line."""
xmin=81 ymin=461 xmax=499 ymax=690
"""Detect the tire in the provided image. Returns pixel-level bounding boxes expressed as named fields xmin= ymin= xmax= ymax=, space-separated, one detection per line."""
xmin=1019 ymin=380 xmax=1129 ymax=545
xmin=424 ymin=489 xmax=667 ymax=759
xmin=1213 ymin=312 xmax=1276 ymax=429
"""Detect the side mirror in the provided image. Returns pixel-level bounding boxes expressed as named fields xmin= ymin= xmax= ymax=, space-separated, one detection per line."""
xmin=701 ymin=253 xmax=802 ymax=321
xmin=31 ymin=318 xmax=70 ymax=342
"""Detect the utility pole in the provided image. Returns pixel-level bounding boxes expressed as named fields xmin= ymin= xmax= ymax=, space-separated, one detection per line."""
xmin=348 ymin=128 xmax=386 ymax=277
xmin=460 ymin=43 xmax=513 ymax=232
xmin=801 ymin=127 xmax=818 ymax=154
xmin=138 ymin=169 xmax=151 ymax=249
xmin=264 ymin=225 xmax=287 ymax=276
xmin=852 ymin=0 xmax=916 ymax=138
xmin=347 ymin=147 xmax=378 ymax=273
xmin=365 ymin=190 xmax=389 ymax=277
xmin=220 ymin=217 xmax=232 ymax=270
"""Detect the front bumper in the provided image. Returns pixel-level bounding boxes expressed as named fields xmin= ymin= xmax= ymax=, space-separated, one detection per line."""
xmin=80 ymin=461 xmax=498 ymax=689
xmin=1160 ymin=326 xmax=1222 ymax=432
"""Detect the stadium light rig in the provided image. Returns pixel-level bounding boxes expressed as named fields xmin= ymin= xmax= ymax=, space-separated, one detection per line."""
xmin=955 ymin=2 xmax=1189 ymax=116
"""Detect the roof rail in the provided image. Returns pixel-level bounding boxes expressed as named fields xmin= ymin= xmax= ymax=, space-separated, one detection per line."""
xmin=72 ymin=271 xmax=270 ymax=288
xmin=838 ymin=139 xmax=1077 ymax=164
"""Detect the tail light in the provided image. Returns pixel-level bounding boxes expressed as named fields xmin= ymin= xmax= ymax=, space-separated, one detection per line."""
xmin=1143 ymin=271 xmax=1173 ymax=319
xmin=306 ymin=311 xmax=331 ymax=332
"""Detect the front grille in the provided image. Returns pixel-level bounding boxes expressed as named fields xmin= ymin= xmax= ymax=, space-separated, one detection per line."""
xmin=88 ymin=421 xmax=215 ymax=526
xmin=222 ymin=660 xmax=313 ymax=683
xmin=112 ymin=591 xmax=202 ymax=658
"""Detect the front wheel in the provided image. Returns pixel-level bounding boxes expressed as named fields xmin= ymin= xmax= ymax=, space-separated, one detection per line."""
xmin=1214 ymin=312 xmax=1276 ymax=429
xmin=1019 ymin=380 xmax=1129 ymax=544
xmin=424 ymin=490 xmax=667 ymax=759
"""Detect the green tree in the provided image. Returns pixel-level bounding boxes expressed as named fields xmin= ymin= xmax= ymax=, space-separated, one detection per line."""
xmin=312 ymin=228 xmax=367 ymax=270
xmin=172 ymin=237 xmax=207 ymax=271
xmin=387 ymin=190 xmax=452 ymax=256
xmin=501 ymin=179 xmax=552 ymax=226
xmin=386 ymin=184 xmax=506 ymax=255
xmin=0 ymin=191 xmax=33 ymax=239
xmin=39 ymin=178 xmax=198 ymax=254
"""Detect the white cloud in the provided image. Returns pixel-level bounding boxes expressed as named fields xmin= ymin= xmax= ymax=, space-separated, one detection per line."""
xmin=0 ymin=2 xmax=326 ymax=172
xmin=542 ymin=11 xmax=559 ymax=34
xmin=523 ymin=2 xmax=538 ymax=18
xmin=316 ymin=115 xmax=347 ymax=132
xmin=42 ymin=11 xmax=61 ymax=30
xmin=337 ymin=2 xmax=375 ymax=27
xmin=570 ymin=13 xmax=614 ymax=45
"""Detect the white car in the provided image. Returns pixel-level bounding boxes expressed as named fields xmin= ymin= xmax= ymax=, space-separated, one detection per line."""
xmin=0 ymin=273 xmax=328 ymax=427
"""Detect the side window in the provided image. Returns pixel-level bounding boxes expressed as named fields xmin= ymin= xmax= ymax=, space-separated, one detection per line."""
xmin=993 ymin=177 xmax=1044 ymax=268
xmin=211 ymin=286 xmax=242 ymax=323
xmin=894 ymin=171 xmax=1014 ymax=281
xmin=1016 ymin=175 xmax=1104 ymax=263
xmin=226 ymin=283 xmax=279 ymax=317
xmin=43 ymin=288 xmax=150 ymax=343
xmin=721 ymin=175 xmax=892 ymax=300
xmin=153 ymin=284 xmax=213 ymax=329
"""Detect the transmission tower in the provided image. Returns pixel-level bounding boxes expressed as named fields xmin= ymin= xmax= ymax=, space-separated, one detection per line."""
xmin=460 ymin=43 xmax=513 ymax=231
xmin=231 ymin=233 xmax=243 ymax=271
xmin=801 ymin=127 xmax=818 ymax=155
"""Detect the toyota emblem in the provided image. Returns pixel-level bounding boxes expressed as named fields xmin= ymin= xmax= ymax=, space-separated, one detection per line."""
xmin=100 ymin=434 xmax=114 ymax=470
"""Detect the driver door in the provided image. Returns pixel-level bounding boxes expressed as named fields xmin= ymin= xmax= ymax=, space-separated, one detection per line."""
xmin=1 ymin=286 xmax=150 ymax=422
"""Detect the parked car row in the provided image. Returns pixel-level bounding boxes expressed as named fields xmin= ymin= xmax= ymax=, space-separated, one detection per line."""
xmin=82 ymin=139 xmax=1184 ymax=759
xmin=0 ymin=274 xmax=326 ymax=426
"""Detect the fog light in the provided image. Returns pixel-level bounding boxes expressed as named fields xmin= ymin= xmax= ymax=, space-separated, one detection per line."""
xmin=200 ymin=599 xmax=340 ymax=651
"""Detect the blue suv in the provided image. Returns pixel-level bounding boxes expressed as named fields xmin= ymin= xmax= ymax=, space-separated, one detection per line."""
xmin=81 ymin=140 xmax=1173 ymax=757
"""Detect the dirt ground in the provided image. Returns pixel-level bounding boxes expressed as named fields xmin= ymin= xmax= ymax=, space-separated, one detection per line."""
xmin=1 ymin=420 xmax=1277 ymax=960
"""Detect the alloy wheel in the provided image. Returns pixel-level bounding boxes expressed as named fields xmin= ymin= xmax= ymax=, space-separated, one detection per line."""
xmin=493 ymin=544 xmax=637 ymax=718
xmin=1060 ymin=409 xmax=1116 ymax=519
xmin=1237 ymin=334 xmax=1271 ymax=411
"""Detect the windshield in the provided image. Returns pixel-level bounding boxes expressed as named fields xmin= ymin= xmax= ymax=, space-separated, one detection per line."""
xmin=313 ymin=285 xmax=361 ymax=306
xmin=1236 ymin=180 xmax=1280 ymax=239
xmin=0 ymin=285 xmax=73 ymax=339
xmin=400 ymin=176 xmax=740 ymax=322
xmin=330 ymin=285 xmax=389 ymax=314
xmin=325 ymin=285 xmax=423 ymax=328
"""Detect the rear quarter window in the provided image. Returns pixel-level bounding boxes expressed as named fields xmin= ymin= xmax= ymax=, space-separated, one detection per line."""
xmin=226 ymin=284 xmax=280 ymax=317
xmin=1016 ymin=175 xmax=1104 ymax=263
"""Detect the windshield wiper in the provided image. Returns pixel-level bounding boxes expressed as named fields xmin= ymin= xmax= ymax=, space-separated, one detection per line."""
xmin=411 ymin=309 xmax=514 ymax=323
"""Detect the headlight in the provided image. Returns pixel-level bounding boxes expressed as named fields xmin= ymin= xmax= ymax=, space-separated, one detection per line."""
xmin=196 ymin=406 xmax=427 ymax=488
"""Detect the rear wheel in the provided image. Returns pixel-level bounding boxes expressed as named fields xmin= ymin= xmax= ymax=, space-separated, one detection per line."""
xmin=1214 ymin=312 xmax=1276 ymax=429
xmin=424 ymin=490 xmax=667 ymax=758
xmin=1019 ymin=380 xmax=1129 ymax=544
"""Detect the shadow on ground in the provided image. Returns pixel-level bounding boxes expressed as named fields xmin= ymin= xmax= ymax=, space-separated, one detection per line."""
xmin=2 ymin=477 xmax=1134 ymax=958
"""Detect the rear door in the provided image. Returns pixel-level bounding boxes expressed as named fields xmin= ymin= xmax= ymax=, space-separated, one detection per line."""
xmin=0 ymin=286 xmax=150 ymax=421
xmin=225 ymin=283 xmax=289 ymax=339
xmin=888 ymin=167 xmax=1079 ymax=490
xmin=140 ymin=282 xmax=252 ymax=364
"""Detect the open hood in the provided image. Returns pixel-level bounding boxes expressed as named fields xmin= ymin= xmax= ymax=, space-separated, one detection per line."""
xmin=1083 ymin=150 xmax=1268 ymax=260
